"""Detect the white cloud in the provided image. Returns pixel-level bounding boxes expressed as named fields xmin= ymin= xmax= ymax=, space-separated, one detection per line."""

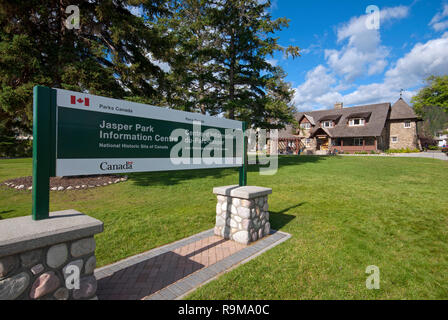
xmin=385 ymin=36 xmax=448 ymax=88
xmin=292 ymin=65 xmax=341 ymax=110
xmin=324 ymin=6 xmax=409 ymax=82
xmin=293 ymin=35 xmax=448 ymax=111
xmin=266 ymin=58 xmax=278 ymax=66
xmin=429 ymin=4 xmax=448 ymax=31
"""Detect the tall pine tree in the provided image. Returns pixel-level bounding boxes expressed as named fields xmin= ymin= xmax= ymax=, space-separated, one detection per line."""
xmin=209 ymin=0 xmax=299 ymax=128
xmin=0 ymin=0 xmax=174 ymax=146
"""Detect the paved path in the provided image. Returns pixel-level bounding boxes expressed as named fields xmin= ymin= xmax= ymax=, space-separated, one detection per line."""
xmin=339 ymin=152 xmax=448 ymax=161
xmin=94 ymin=229 xmax=290 ymax=300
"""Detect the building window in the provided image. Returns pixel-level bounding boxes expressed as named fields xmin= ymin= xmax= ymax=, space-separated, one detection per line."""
xmin=304 ymin=138 xmax=312 ymax=146
xmin=349 ymin=118 xmax=365 ymax=126
xmin=404 ymin=121 xmax=411 ymax=128
xmin=354 ymin=138 xmax=363 ymax=146
xmin=300 ymin=122 xmax=311 ymax=129
xmin=322 ymin=121 xmax=333 ymax=128
xmin=391 ymin=136 xmax=398 ymax=143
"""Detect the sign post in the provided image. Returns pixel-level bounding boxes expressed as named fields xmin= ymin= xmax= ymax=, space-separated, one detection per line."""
xmin=32 ymin=86 xmax=56 ymax=220
xmin=239 ymin=121 xmax=247 ymax=187
xmin=32 ymin=86 xmax=247 ymax=219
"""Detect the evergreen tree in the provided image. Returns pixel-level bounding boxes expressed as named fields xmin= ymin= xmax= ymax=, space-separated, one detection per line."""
xmin=0 ymin=0 xmax=174 ymax=143
xmin=209 ymin=0 xmax=300 ymax=127
xmin=163 ymin=0 xmax=222 ymax=115
xmin=165 ymin=0 xmax=299 ymax=129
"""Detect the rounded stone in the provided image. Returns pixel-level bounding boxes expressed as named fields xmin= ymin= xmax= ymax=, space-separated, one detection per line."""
xmin=217 ymin=195 xmax=226 ymax=202
xmin=251 ymin=231 xmax=258 ymax=242
xmin=31 ymin=264 xmax=45 ymax=275
xmin=29 ymin=271 xmax=60 ymax=299
xmin=63 ymin=259 xmax=84 ymax=280
xmin=230 ymin=219 xmax=238 ymax=228
xmin=264 ymin=222 xmax=271 ymax=235
xmin=57 ymin=186 xmax=64 ymax=191
xmin=84 ymin=256 xmax=96 ymax=275
xmin=0 ymin=255 xmax=19 ymax=278
xmin=240 ymin=199 xmax=253 ymax=208
xmin=231 ymin=205 xmax=238 ymax=215
xmin=54 ymin=287 xmax=69 ymax=300
xmin=232 ymin=198 xmax=240 ymax=206
xmin=216 ymin=203 xmax=222 ymax=215
xmin=71 ymin=238 xmax=96 ymax=258
xmin=221 ymin=202 xmax=227 ymax=212
xmin=0 ymin=272 xmax=30 ymax=300
xmin=73 ymin=276 xmax=97 ymax=300
xmin=232 ymin=231 xmax=250 ymax=244
xmin=234 ymin=215 xmax=242 ymax=223
xmin=215 ymin=216 xmax=226 ymax=227
xmin=265 ymin=211 xmax=270 ymax=221
xmin=263 ymin=202 xmax=269 ymax=211
xmin=47 ymin=243 xmax=68 ymax=268
xmin=237 ymin=207 xmax=250 ymax=219
xmin=242 ymin=219 xmax=252 ymax=230
xmin=214 ymin=226 xmax=221 ymax=236
xmin=20 ymin=249 xmax=42 ymax=268
xmin=250 ymin=208 xmax=256 ymax=218
xmin=258 ymin=228 xmax=264 ymax=239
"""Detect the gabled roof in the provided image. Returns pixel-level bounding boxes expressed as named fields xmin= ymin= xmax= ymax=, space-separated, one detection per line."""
xmin=295 ymin=102 xmax=391 ymax=138
xmin=389 ymin=98 xmax=418 ymax=120
xmin=297 ymin=114 xmax=316 ymax=125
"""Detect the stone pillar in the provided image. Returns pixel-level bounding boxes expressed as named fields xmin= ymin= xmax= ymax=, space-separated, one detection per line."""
xmin=0 ymin=209 xmax=103 ymax=300
xmin=213 ymin=185 xmax=272 ymax=245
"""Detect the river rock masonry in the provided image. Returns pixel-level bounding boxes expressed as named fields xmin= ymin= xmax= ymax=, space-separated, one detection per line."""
xmin=213 ymin=185 xmax=272 ymax=245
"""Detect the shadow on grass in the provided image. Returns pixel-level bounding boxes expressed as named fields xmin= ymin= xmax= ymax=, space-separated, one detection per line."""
xmin=0 ymin=209 xmax=15 ymax=219
xmin=128 ymin=155 xmax=332 ymax=187
xmin=269 ymin=202 xmax=305 ymax=230
xmin=128 ymin=166 xmax=238 ymax=187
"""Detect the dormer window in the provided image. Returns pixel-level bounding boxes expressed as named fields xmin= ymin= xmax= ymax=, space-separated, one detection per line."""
xmin=300 ymin=122 xmax=311 ymax=129
xmin=322 ymin=121 xmax=333 ymax=128
xmin=349 ymin=118 xmax=365 ymax=126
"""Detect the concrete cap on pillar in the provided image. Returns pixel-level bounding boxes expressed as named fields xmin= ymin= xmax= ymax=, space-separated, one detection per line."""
xmin=213 ymin=185 xmax=272 ymax=199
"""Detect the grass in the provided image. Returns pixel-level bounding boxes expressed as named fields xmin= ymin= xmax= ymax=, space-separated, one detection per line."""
xmin=1 ymin=156 xmax=448 ymax=299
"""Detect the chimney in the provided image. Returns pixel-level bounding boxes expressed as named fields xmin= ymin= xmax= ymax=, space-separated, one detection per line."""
xmin=334 ymin=102 xmax=343 ymax=110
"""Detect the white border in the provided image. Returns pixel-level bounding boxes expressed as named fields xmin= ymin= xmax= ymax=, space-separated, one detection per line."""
xmin=56 ymin=158 xmax=243 ymax=176
xmin=56 ymin=88 xmax=242 ymax=130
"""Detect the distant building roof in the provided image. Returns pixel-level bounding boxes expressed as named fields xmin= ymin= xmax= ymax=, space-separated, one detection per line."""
xmin=389 ymin=98 xmax=418 ymax=120
xmin=298 ymin=102 xmax=390 ymax=138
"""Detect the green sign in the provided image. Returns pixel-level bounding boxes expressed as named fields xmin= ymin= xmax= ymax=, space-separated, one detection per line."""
xmin=32 ymin=86 xmax=247 ymax=220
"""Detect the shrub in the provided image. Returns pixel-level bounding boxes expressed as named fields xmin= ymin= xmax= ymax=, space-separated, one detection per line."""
xmin=385 ymin=148 xmax=420 ymax=154
xmin=427 ymin=145 xmax=440 ymax=150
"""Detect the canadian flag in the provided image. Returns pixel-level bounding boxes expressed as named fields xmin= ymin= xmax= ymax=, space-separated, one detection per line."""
xmin=70 ymin=95 xmax=90 ymax=106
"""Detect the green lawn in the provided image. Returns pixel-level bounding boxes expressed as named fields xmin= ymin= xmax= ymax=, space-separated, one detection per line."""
xmin=1 ymin=156 xmax=448 ymax=299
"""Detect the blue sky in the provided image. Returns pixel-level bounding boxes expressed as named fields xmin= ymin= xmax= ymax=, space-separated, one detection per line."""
xmin=267 ymin=0 xmax=448 ymax=111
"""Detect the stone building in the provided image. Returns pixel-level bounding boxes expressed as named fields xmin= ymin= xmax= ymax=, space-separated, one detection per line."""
xmin=277 ymin=98 xmax=420 ymax=154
